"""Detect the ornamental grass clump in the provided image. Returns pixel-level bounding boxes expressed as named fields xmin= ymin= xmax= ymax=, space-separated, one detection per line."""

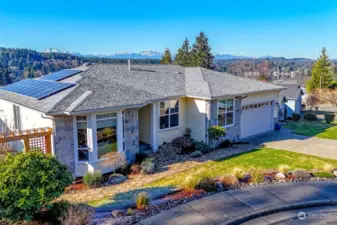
xmin=323 ymin=163 xmax=334 ymax=173
xmin=220 ymin=174 xmax=239 ymax=187
xmin=249 ymin=169 xmax=264 ymax=183
xmin=83 ymin=171 xmax=103 ymax=188
xmin=292 ymin=169 xmax=311 ymax=179
xmin=278 ymin=164 xmax=291 ymax=174
xmin=135 ymin=192 xmax=150 ymax=210
xmin=232 ymin=167 xmax=245 ymax=179
xmin=180 ymin=175 xmax=200 ymax=192
xmin=195 ymin=176 xmax=218 ymax=192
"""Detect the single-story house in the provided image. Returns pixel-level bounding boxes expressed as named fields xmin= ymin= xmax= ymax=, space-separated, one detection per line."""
xmin=279 ymin=84 xmax=304 ymax=119
xmin=0 ymin=64 xmax=284 ymax=176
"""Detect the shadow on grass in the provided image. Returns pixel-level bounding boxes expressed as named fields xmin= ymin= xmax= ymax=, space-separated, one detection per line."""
xmin=284 ymin=119 xmax=337 ymax=138
xmin=90 ymin=186 xmax=176 ymax=211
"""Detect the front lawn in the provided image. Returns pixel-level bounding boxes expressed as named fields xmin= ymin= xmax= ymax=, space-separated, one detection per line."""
xmin=284 ymin=120 xmax=337 ymax=140
xmin=145 ymin=148 xmax=337 ymax=188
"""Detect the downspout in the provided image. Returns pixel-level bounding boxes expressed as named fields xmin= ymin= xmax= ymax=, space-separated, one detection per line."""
xmin=41 ymin=113 xmax=56 ymax=155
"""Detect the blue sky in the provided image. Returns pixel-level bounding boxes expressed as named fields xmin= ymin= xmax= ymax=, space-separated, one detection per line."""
xmin=1 ymin=0 xmax=337 ymax=58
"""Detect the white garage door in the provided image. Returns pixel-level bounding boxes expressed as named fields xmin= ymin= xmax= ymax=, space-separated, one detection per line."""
xmin=241 ymin=102 xmax=273 ymax=139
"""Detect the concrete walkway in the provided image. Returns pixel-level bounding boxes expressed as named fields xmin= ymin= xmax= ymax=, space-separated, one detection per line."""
xmin=250 ymin=128 xmax=337 ymax=160
xmin=139 ymin=182 xmax=337 ymax=225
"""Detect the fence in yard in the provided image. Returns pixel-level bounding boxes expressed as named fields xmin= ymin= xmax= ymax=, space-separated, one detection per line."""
xmin=0 ymin=127 xmax=53 ymax=155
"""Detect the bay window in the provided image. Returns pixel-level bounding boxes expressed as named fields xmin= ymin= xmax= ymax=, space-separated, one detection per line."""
xmin=160 ymin=100 xmax=179 ymax=129
xmin=76 ymin=116 xmax=89 ymax=161
xmin=218 ymin=99 xmax=234 ymax=127
xmin=96 ymin=113 xmax=117 ymax=159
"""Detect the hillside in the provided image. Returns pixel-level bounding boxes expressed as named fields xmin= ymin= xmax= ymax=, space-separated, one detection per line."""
xmin=0 ymin=47 xmax=160 ymax=85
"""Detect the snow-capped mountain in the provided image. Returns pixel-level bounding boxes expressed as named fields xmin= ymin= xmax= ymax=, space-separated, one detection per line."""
xmin=43 ymin=48 xmax=62 ymax=53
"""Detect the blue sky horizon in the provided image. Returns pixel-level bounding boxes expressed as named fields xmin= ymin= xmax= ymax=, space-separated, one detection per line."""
xmin=1 ymin=0 xmax=337 ymax=59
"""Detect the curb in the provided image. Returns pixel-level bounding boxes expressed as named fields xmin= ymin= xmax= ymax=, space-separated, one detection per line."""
xmin=223 ymin=200 xmax=337 ymax=225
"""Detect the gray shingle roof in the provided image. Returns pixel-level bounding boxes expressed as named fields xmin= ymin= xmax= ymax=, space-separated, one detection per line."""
xmin=0 ymin=64 xmax=284 ymax=115
xmin=279 ymin=84 xmax=304 ymax=99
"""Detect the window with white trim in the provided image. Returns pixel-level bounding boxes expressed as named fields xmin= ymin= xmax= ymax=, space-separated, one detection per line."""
xmin=218 ymin=99 xmax=234 ymax=127
xmin=76 ymin=116 xmax=89 ymax=161
xmin=13 ymin=105 xmax=21 ymax=130
xmin=160 ymin=100 xmax=179 ymax=129
xmin=96 ymin=113 xmax=117 ymax=159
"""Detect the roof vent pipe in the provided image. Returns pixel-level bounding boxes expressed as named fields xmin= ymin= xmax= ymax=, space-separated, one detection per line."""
xmin=128 ymin=59 xmax=131 ymax=70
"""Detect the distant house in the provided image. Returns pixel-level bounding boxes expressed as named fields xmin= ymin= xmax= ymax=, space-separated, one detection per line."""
xmin=0 ymin=64 xmax=284 ymax=177
xmin=279 ymin=84 xmax=304 ymax=118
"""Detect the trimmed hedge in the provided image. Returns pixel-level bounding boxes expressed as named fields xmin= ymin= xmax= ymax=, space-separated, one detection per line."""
xmin=304 ymin=113 xmax=318 ymax=121
xmin=325 ymin=113 xmax=336 ymax=124
xmin=292 ymin=113 xmax=301 ymax=121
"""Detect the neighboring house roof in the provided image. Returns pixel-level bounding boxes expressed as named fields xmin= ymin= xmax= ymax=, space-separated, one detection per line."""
xmin=0 ymin=64 xmax=284 ymax=115
xmin=279 ymin=84 xmax=304 ymax=100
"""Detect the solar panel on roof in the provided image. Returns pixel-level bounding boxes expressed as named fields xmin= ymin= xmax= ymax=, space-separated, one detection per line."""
xmin=40 ymin=69 xmax=81 ymax=81
xmin=0 ymin=79 xmax=76 ymax=100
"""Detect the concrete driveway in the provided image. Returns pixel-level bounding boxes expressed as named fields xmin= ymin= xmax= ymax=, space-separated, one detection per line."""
xmin=249 ymin=128 xmax=337 ymax=160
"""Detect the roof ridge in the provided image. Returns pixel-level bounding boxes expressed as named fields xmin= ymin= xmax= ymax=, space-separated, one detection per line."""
xmin=199 ymin=67 xmax=212 ymax=97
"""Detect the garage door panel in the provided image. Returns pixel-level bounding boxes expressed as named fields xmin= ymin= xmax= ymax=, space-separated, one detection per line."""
xmin=241 ymin=105 xmax=272 ymax=138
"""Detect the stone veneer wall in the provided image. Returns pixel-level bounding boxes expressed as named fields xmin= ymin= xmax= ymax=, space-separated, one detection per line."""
xmin=124 ymin=108 xmax=139 ymax=163
xmin=209 ymin=97 xmax=242 ymax=142
xmin=53 ymin=115 xmax=75 ymax=174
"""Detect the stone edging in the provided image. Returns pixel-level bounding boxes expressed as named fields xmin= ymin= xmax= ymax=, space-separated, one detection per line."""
xmin=224 ymin=200 xmax=337 ymax=225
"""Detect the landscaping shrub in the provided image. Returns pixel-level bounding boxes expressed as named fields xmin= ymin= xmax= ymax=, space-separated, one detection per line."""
xmin=193 ymin=140 xmax=212 ymax=154
xmin=172 ymin=136 xmax=193 ymax=153
xmin=195 ymin=177 xmax=218 ymax=192
xmin=278 ymin=164 xmax=291 ymax=174
xmin=83 ymin=171 xmax=103 ymax=188
xmin=220 ymin=175 xmax=239 ymax=187
xmin=216 ymin=140 xmax=232 ymax=149
xmin=135 ymin=152 xmax=148 ymax=164
xmin=180 ymin=175 xmax=199 ymax=192
xmin=33 ymin=200 xmax=71 ymax=225
xmin=312 ymin=172 xmax=335 ymax=178
xmin=140 ymin=157 xmax=155 ymax=174
xmin=115 ymin=163 xmax=131 ymax=175
xmin=232 ymin=167 xmax=245 ymax=179
xmin=304 ymin=113 xmax=318 ymax=121
xmin=249 ymin=169 xmax=264 ymax=183
xmin=292 ymin=113 xmax=301 ymax=121
xmin=135 ymin=192 xmax=150 ymax=210
xmin=292 ymin=169 xmax=311 ymax=179
xmin=323 ymin=163 xmax=335 ymax=173
xmin=208 ymin=126 xmax=226 ymax=147
xmin=189 ymin=150 xmax=203 ymax=158
xmin=60 ymin=204 xmax=93 ymax=225
xmin=127 ymin=208 xmax=134 ymax=216
xmin=0 ymin=152 xmax=73 ymax=221
xmin=325 ymin=113 xmax=335 ymax=124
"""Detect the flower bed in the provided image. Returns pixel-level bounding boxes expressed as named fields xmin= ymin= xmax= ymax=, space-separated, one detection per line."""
xmin=92 ymin=168 xmax=337 ymax=225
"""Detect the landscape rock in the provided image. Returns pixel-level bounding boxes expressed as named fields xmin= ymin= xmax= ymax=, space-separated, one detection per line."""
xmin=106 ymin=174 xmax=127 ymax=185
xmin=275 ymin=172 xmax=286 ymax=180
xmin=333 ymin=171 xmax=337 ymax=177
xmin=111 ymin=209 xmax=125 ymax=218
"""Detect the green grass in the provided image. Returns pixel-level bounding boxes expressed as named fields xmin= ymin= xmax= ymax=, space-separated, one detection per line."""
xmin=284 ymin=120 xmax=337 ymax=140
xmin=312 ymin=171 xmax=335 ymax=178
xmin=145 ymin=148 xmax=337 ymax=188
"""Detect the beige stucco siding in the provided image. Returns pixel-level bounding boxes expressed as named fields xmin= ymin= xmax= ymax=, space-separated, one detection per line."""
xmin=185 ymin=98 xmax=206 ymax=142
xmin=158 ymin=97 xmax=186 ymax=145
xmin=242 ymin=91 xmax=279 ymax=106
xmin=139 ymin=104 xmax=151 ymax=144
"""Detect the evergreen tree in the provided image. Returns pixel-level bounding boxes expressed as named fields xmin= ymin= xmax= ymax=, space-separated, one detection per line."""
xmin=174 ymin=38 xmax=191 ymax=66
xmin=307 ymin=47 xmax=334 ymax=92
xmin=190 ymin=32 xmax=214 ymax=69
xmin=160 ymin=48 xmax=173 ymax=64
